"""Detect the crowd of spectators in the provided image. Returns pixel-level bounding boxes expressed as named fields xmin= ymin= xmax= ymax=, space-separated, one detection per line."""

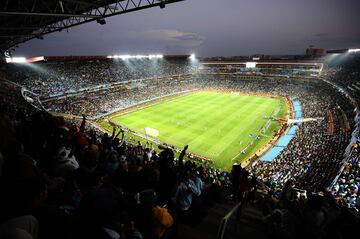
xmin=43 ymin=77 xmax=201 ymax=117
xmin=226 ymin=78 xmax=353 ymax=194
xmin=325 ymin=54 xmax=360 ymax=210
xmin=0 ymin=80 xmax=231 ymax=239
xmin=43 ymin=75 xmax=344 ymax=118
xmin=4 ymin=59 xmax=356 ymax=196
xmin=260 ymin=178 xmax=359 ymax=239
xmin=331 ymin=142 xmax=360 ymax=209
xmin=0 ymin=59 xmax=321 ymax=99
xmin=201 ymin=64 xmax=320 ymax=77
xmin=328 ymin=54 xmax=360 ymax=104
xmin=0 ymin=59 xmax=198 ymax=96
xmin=2 ymin=57 xmax=360 ymax=238
xmin=41 ymin=72 xmax=356 ymax=198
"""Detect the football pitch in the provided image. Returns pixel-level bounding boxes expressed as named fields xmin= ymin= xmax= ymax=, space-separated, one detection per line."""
xmin=110 ymin=91 xmax=287 ymax=170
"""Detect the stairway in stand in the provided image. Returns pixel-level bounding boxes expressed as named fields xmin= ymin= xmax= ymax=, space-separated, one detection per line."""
xmin=178 ymin=201 xmax=235 ymax=239
xmin=178 ymin=200 xmax=270 ymax=239
xmin=228 ymin=202 xmax=269 ymax=239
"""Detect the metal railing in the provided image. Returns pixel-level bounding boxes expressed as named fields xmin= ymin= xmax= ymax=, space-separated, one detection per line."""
xmin=217 ymin=201 xmax=243 ymax=239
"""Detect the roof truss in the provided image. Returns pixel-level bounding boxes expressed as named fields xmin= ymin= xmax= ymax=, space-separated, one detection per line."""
xmin=0 ymin=0 xmax=185 ymax=54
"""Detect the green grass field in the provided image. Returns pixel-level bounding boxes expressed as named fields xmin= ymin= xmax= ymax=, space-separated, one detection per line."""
xmin=110 ymin=91 xmax=286 ymax=170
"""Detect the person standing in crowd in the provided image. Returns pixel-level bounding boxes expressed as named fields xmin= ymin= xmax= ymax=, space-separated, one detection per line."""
xmin=172 ymin=169 xmax=201 ymax=220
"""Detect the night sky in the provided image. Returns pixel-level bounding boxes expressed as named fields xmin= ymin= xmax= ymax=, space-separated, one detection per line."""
xmin=15 ymin=0 xmax=360 ymax=57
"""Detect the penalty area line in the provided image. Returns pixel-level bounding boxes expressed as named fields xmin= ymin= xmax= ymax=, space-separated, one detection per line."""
xmin=231 ymin=151 xmax=242 ymax=161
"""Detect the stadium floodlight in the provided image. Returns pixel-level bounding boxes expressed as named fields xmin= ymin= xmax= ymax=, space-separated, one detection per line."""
xmin=189 ymin=53 xmax=196 ymax=60
xmin=26 ymin=56 xmax=45 ymax=63
xmin=246 ymin=62 xmax=257 ymax=68
xmin=5 ymin=57 xmax=27 ymax=63
xmin=119 ymin=55 xmax=131 ymax=60
xmin=134 ymin=55 xmax=145 ymax=59
xmin=107 ymin=54 xmax=163 ymax=60
xmin=149 ymin=54 xmax=163 ymax=59
xmin=348 ymin=49 xmax=360 ymax=53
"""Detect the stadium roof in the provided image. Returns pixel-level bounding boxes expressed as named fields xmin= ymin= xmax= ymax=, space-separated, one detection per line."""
xmin=0 ymin=0 xmax=184 ymax=55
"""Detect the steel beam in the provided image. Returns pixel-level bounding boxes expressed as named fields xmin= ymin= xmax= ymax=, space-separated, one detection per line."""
xmin=0 ymin=11 xmax=101 ymax=18
xmin=1 ymin=0 xmax=185 ymax=52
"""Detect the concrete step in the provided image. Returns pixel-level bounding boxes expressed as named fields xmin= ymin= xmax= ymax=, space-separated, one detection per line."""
xmin=177 ymin=200 xmax=270 ymax=239
xmin=231 ymin=203 xmax=269 ymax=239
xmin=178 ymin=201 xmax=236 ymax=239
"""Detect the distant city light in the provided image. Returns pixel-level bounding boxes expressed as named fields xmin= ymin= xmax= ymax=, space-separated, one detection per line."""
xmin=6 ymin=57 xmax=27 ymax=63
xmin=107 ymin=54 xmax=163 ymax=60
xmin=348 ymin=49 xmax=360 ymax=53
xmin=189 ymin=53 xmax=196 ymax=60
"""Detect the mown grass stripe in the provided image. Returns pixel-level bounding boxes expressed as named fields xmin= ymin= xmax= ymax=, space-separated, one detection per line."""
xmin=111 ymin=91 xmax=286 ymax=170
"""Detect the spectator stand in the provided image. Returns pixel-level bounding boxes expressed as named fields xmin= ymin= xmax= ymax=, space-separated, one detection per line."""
xmin=258 ymin=98 xmax=302 ymax=163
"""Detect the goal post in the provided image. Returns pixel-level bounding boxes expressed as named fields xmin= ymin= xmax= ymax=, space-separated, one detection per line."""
xmin=144 ymin=127 xmax=159 ymax=137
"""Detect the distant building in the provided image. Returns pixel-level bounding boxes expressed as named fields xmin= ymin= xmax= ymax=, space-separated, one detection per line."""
xmin=250 ymin=54 xmax=266 ymax=60
xmin=306 ymin=47 xmax=325 ymax=58
xmin=326 ymin=49 xmax=349 ymax=54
